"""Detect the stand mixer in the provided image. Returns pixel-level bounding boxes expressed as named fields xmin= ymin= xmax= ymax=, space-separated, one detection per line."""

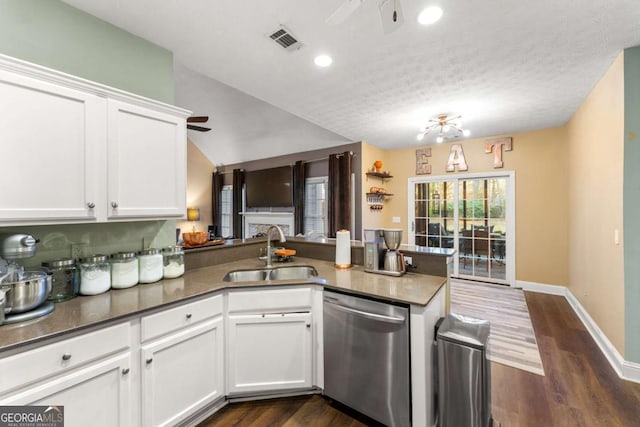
xmin=0 ymin=233 xmax=54 ymax=325
xmin=364 ymin=228 xmax=406 ymax=276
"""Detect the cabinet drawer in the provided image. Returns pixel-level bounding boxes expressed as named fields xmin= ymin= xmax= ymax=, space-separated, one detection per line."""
xmin=141 ymin=294 xmax=222 ymax=342
xmin=0 ymin=322 xmax=130 ymax=394
xmin=227 ymin=287 xmax=312 ymax=314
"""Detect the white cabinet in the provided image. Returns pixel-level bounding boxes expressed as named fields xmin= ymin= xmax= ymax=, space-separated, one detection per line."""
xmin=226 ymin=287 xmax=314 ymax=395
xmin=0 ymin=54 xmax=189 ymax=225
xmin=0 ymin=322 xmax=133 ymax=427
xmin=227 ymin=312 xmax=312 ymax=394
xmin=107 ymin=100 xmax=186 ymax=219
xmin=140 ymin=295 xmax=224 ymax=427
xmin=0 ymin=68 xmax=105 ymax=222
xmin=1 ymin=353 xmax=133 ymax=427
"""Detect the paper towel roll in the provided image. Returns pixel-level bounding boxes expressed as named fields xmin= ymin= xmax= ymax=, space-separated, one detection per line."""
xmin=335 ymin=229 xmax=352 ymax=269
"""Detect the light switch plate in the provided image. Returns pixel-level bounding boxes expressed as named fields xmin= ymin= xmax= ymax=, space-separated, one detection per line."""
xmin=392 ymin=216 xmax=401 ymax=223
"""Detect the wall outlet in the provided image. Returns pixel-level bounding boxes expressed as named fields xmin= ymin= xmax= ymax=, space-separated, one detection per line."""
xmin=404 ymin=255 xmax=413 ymax=266
xmin=392 ymin=216 xmax=401 ymax=223
xmin=70 ymin=243 xmax=88 ymax=259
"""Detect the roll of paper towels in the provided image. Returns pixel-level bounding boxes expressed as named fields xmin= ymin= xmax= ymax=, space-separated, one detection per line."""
xmin=335 ymin=229 xmax=352 ymax=268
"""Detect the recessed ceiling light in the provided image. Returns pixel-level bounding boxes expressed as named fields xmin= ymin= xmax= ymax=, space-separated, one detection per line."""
xmin=418 ymin=6 xmax=443 ymax=25
xmin=314 ymin=55 xmax=333 ymax=67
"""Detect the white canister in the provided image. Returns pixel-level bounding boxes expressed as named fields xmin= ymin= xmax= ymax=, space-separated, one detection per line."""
xmin=138 ymin=248 xmax=163 ymax=284
xmin=162 ymin=246 xmax=185 ymax=279
xmin=78 ymin=255 xmax=111 ymax=295
xmin=110 ymin=252 xmax=139 ymax=289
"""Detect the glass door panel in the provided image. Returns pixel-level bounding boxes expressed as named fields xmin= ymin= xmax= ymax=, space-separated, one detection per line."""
xmin=410 ymin=174 xmax=513 ymax=285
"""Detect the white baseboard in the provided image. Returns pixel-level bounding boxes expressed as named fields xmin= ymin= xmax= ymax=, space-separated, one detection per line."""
xmin=519 ymin=280 xmax=640 ymax=384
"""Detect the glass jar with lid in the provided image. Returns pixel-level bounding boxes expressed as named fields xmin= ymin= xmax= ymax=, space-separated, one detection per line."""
xmin=162 ymin=246 xmax=185 ymax=279
xmin=110 ymin=252 xmax=139 ymax=289
xmin=78 ymin=255 xmax=111 ymax=295
xmin=138 ymin=248 xmax=163 ymax=284
xmin=42 ymin=258 xmax=79 ymax=302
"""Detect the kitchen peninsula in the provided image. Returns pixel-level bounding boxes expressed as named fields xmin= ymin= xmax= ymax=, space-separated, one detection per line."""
xmin=0 ymin=238 xmax=450 ymax=427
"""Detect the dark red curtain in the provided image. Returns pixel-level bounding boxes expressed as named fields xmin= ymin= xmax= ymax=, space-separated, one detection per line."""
xmin=232 ymin=169 xmax=245 ymax=238
xmin=293 ymin=160 xmax=306 ymax=235
xmin=211 ymin=171 xmax=224 ymax=236
xmin=328 ymin=151 xmax=353 ymax=237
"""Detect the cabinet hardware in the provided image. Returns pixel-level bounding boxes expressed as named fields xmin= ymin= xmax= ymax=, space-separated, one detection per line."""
xmin=186 ymin=313 xmax=192 ymax=319
xmin=306 ymin=324 xmax=311 ymax=328
xmin=87 ymin=202 xmax=95 ymax=209
xmin=146 ymin=357 xmax=153 ymax=364
xmin=111 ymin=201 xmax=119 ymax=208
xmin=122 ymin=368 xmax=130 ymax=375
xmin=62 ymin=353 xmax=72 ymax=361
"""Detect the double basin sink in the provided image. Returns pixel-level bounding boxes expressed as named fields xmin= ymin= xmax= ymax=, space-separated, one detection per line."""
xmin=223 ymin=265 xmax=319 ymax=283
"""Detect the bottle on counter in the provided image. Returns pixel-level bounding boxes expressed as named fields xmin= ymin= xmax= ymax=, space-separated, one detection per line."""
xmin=78 ymin=255 xmax=111 ymax=295
xmin=162 ymin=246 xmax=185 ymax=279
xmin=110 ymin=252 xmax=139 ymax=289
xmin=138 ymin=248 xmax=163 ymax=284
xmin=42 ymin=258 xmax=79 ymax=302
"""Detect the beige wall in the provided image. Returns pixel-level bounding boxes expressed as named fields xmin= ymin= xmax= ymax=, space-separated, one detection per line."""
xmin=364 ymin=127 xmax=570 ymax=286
xmin=566 ymin=53 xmax=625 ymax=353
xmin=178 ymin=140 xmax=216 ymax=236
xmin=361 ymin=142 xmax=392 ymax=236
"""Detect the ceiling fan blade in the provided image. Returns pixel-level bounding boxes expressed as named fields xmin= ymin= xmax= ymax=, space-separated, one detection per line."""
xmin=187 ymin=124 xmax=211 ymax=132
xmin=187 ymin=116 xmax=209 ymax=123
xmin=326 ymin=0 xmax=365 ymax=25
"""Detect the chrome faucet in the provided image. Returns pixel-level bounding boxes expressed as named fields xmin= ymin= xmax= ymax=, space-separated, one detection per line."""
xmin=265 ymin=225 xmax=286 ymax=268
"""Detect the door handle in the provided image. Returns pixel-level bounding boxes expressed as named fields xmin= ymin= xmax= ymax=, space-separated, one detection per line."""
xmin=325 ymin=301 xmax=405 ymax=324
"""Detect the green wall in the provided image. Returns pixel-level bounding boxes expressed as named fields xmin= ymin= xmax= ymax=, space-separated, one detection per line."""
xmin=624 ymin=46 xmax=640 ymax=362
xmin=0 ymin=0 xmax=178 ymax=257
xmin=0 ymin=0 xmax=174 ymax=103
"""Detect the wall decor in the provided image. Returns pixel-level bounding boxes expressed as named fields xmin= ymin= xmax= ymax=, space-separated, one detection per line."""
xmin=446 ymin=144 xmax=468 ymax=172
xmin=415 ymin=148 xmax=432 ymax=175
xmin=485 ymin=137 xmax=513 ymax=168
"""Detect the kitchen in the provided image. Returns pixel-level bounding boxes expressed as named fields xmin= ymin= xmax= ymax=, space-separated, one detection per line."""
xmin=1 ymin=1 xmax=640 ymax=426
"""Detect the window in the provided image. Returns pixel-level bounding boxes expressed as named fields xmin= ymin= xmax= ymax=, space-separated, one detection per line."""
xmin=304 ymin=177 xmax=328 ymax=235
xmin=220 ymin=185 xmax=232 ymax=238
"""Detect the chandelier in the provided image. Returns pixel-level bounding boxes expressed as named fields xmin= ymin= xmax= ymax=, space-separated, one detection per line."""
xmin=416 ymin=114 xmax=471 ymax=143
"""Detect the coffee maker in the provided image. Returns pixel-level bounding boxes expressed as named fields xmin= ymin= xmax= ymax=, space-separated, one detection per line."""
xmin=364 ymin=228 xmax=406 ymax=276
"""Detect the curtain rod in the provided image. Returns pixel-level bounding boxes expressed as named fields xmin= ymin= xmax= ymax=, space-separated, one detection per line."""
xmin=216 ymin=151 xmax=357 ymax=171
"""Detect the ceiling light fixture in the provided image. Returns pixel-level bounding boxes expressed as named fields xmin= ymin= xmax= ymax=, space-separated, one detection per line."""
xmin=418 ymin=6 xmax=443 ymax=25
xmin=314 ymin=55 xmax=333 ymax=67
xmin=416 ymin=114 xmax=470 ymax=143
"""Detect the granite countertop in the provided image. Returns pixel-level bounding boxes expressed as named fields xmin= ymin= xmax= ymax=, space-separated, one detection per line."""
xmin=0 ymin=257 xmax=446 ymax=352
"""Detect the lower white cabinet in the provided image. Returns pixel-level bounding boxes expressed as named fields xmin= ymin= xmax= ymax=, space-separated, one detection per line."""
xmin=140 ymin=296 xmax=224 ymax=427
xmin=1 ymin=353 xmax=132 ymax=427
xmin=227 ymin=312 xmax=313 ymax=394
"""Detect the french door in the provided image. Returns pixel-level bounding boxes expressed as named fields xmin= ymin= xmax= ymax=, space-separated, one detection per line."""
xmin=408 ymin=172 xmax=515 ymax=285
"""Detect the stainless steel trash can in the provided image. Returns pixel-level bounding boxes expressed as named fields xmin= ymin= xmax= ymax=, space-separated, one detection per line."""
xmin=437 ymin=313 xmax=492 ymax=427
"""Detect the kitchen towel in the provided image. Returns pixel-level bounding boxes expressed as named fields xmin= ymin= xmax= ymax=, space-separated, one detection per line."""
xmin=335 ymin=229 xmax=351 ymax=268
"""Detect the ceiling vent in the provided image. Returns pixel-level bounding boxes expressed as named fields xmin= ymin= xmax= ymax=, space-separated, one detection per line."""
xmin=268 ymin=26 xmax=303 ymax=51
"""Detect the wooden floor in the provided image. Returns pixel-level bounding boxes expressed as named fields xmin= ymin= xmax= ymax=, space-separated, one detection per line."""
xmin=200 ymin=292 xmax=640 ymax=427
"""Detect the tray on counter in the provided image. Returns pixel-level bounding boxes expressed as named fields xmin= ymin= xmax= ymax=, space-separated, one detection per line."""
xmin=181 ymin=239 xmax=227 ymax=249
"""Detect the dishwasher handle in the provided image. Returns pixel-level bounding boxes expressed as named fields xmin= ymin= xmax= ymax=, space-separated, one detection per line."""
xmin=325 ymin=300 xmax=406 ymax=324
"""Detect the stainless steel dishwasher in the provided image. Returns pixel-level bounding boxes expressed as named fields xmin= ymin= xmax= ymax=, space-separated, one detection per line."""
xmin=323 ymin=290 xmax=410 ymax=427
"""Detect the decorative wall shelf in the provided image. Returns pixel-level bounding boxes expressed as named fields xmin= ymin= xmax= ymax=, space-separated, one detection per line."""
xmin=366 ymin=172 xmax=393 ymax=180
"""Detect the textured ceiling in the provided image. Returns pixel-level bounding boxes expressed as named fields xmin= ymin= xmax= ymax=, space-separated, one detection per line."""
xmin=62 ymin=0 xmax=640 ymax=154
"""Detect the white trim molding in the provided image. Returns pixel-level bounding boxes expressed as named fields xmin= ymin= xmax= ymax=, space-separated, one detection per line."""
xmin=519 ymin=280 xmax=640 ymax=383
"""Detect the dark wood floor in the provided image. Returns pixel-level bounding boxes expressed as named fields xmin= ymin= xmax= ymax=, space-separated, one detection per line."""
xmin=200 ymin=292 xmax=640 ymax=427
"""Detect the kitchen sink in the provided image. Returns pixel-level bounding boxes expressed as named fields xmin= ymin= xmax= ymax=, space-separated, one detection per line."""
xmin=223 ymin=265 xmax=318 ymax=282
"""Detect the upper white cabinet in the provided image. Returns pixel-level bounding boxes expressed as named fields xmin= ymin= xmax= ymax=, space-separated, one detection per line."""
xmin=0 ymin=68 xmax=105 ymax=222
xmin=107 ymin=100 xmax=186 ymax=219
xmin=0 ymin=54 xmax=190 ymax=225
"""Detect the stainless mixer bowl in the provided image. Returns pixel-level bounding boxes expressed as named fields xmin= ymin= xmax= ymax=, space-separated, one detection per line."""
xmin=2 ymin=271 xmax=51 ymax=314
xmin=383 ymin=229 xmax=403 ymax=250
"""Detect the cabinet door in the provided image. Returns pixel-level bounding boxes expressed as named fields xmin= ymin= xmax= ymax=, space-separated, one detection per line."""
xmin=227 ymin=312 xmax=312 ymax=394
xmin=107 ymin=100 xmax=186 ymax=219
xmin=0 ymin=353 xmax=132 ymax=427
xmin=141 ymin=317 xmax=224 ymax=427
xmin=0 ymin=69 xmax=104 ymax=223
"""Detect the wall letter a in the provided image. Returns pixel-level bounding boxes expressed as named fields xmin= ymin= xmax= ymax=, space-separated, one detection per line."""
xmin=446 ymin=144 xmax=468 ymax=172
